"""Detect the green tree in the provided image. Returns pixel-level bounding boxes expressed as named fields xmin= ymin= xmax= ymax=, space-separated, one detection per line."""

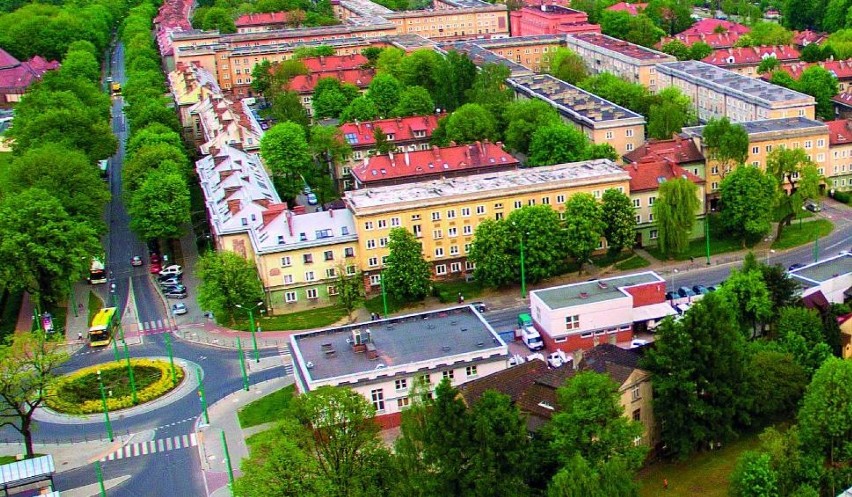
xmin=528 ymin=123 xmax=592 ymax=166
xmin=601 ymin=188 xmax=636 ymax=255
xmin=4 ymin=143 xmax=110 ymax=232
xmin=126 ymin=123 xmax=185 ymax=158
xmin=767 ymin=147 xmax=818 ymax=242
xmin=270 ymin=91 xmax=311 ymax=129
xmin=196 ymin=251 xmax=265 ymax=325
xmin=383 ymin=227 xmax=432 ymax=302
xmin=340 ymin=96 xmax=380 ymax=122
xmin=465 ymin=63 xmax=513 ymax=128
xmin=503 ymin=98 xmax=560 ymax=154
xmin=783 ymin=0 xmax=825 ymax=31
xmin=0 ymin=188 xmax=100 ymax=307
xmin=824 ymin=0 xmax=851 ymax=32
xmin=577 ymin=73 xmax=654 ymax=116
xmin=432 ymin=50 xmax=477 ymax=112
xmin=661 ymin=39 xmax=690 ymax=60
xmin=564 ymin=193 xmax=605 ymax=271
xmin=641 ymin=293 xmax=749 ymax=458
xmin=717 ymin=263 xmax=773 ymax=338
xmin=444 ymin=103 xmax=498 ymax=144
xmin=796 ymin=66 xmax=839 ymax=120
xmin=251 ymin=60 xmax=274 ymax=95
xmin=729 ymin=451 xmax=780 ymax=497
xmin=646 ymin=0 xmax=694 ymax=35
xmin=647 ymin=86 xmax=696 ymax=139
xmin=776 ymin=307 xmax=832 ymax=374
xmin=757 ymin=57 xmax=781 ymax=74
xmin=367 ymin=73 xmax=403 ymax=117
xmin=393 ymin=85 xmax=434 ymax=117
xmin=0 ymin=333 xmax=69 ymax=458
xmin=547 ymin=47 xmax=588 ymax=84
xmin=260 ymin=122 xmax=313 ymax=200
xmin=688 ymin=42 xmax=713 ymax=60
xmin=735 ymin=22 xmax=793 ymax=46
xmin=549 ymin=455 xmax=638 ymax=497
xmin=335 ymin=268 xmax=364 ymax=322
xmin=797 ymin=358 xmax=852 ymax=470
xmin=800 ymin=43 xmax=835 ymax=62
xmin=199 ymin=6 xmax=236 ymax=33
xmin=376 ymin=47 xmax=406 ymax=78
xmin=759 ymin=263 xmax=801 ymax=318
xmin=397 ymin=49 xmax=442 ymax=97
xmin=652 ymin=177 xmax=699 ymax=259
xmin=312 ymin=78 xmax=359 ymax=120
xmin=123 ymin=143 xmax=188 ymax=193
xmin=702 ymin=117 xmax=749 ymax=177
xmin=310 ymin=125 xmax=351 ymax=184
xmin=719 ymin=166 xmax=777 ymax=244
xmin=60 ymin=48 xmax=100 ymax=84
xmin=469 ymin=220 xmax=516 ymax=288
xmin=126 ymin=98 xmax=182 ymax=134
xmin=745 ymin=348 xmax=808 ymax=423
xmin=486 ymin=206 xmax=567 ymax=285
xmin=372 ymin=125 xmax=396 ymax=155
xmin=128 ymin=169 xmax=191 ymax=241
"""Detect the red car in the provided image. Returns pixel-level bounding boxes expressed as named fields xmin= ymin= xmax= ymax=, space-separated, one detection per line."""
xmin=149 ymin=261 xmax=162 ymax=274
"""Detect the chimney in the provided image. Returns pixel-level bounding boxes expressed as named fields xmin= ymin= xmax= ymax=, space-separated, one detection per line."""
xmin=286 ymin=210 xmax=294 ymax=236
xmin=432 ymin=145 xmax=441 ymax=160
xmin=262 ymin=208 xmax=280 ymax=226
xmin=632 ymin=161 xmax=638 ymax=171
xmin=355 ymin=120 xmax=361 ymax=134
xmin=404 ymin=151 xmax=410 ymax=166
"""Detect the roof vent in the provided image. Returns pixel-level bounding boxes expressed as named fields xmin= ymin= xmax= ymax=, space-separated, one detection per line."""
xmin=375 ymin=364 xmax=386 ymax=370
xmin=306 ymin=361 xmax=315 ymax=369
xmin=597 ymin=281 xmax=608 ymax=289
xmin=579 ymin=292 xmax=590 ymax=299
xmin=477 ymin=341 xmax=484 ymax=347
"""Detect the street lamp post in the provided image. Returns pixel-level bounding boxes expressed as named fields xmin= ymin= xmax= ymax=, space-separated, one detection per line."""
xmin=122 ymin=340 xmax=138 ymax=405
xmin=110 ymin=283 xmax=117 ymax=309
xmin=380 ymin=271 xmax=388 ymax=318
xmin=96 ymin=370 xmax=114 ymax=442
xmin=235 ymin=302 xmax=264 ymax=363
xmin=671 ymin=268 xmax=679 ymax=293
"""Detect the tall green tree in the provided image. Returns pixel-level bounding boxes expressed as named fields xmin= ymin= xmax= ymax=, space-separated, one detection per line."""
xmin=776 ymin=307 xmax=832 ymax=374
xmin=717 ymin=262 xmax=774 ymax=338
xmin=260 ymin=122 xmax=313 ymax=200
xmin=311 ymin=78 xmax=360 ymax=120
xmin=335 ymin=268 xmax=364 ymax=322
xmin=549 ymin=455 xmax=638 ymax=497
xmin=734 ymin=22 xmax=793 ymax=46
xmin=503 ymin=99 xmax=561 ymax=154
xmin=729 ymin=451 xmax=780 ymax=497
xmin=796 ymin=66 xmax=839 ymax=121
xmin=196 ymin=251 xmax=265 ymax=325
xmin=719 ymin=166 xmax=777 ymax=245
xmin=645 ymin=0 xmax=694 ymax=35
xmin=432 ymin=50 xmax=477 ymax=112
xmin=465 ymin=63 xmax=513 ymax=129
xmin=126 ymin=123 xmax=185 ymax=158
xmin=383 ymin=227 xmax=432 ymax=302
xmin=563 ymin=193 xmax=605 ymax=271
xmin=128 ymin=168 xmax=191 ymax=241
xmin=661 ymin=39 xmax=690 ymax=60
xmin=745 ymin=347 xmax=808 ymax=423
xmin=123 ymin=143 xmax=188 ymax=193
xmin=528 ymin=123 xmax=595 ymax=166
xmin=647 ymin=86 xmax=696 ymax=140
xmin=393 ymin=85 xmax=434 ymax=117
xmin=757 ymin=57 xmax=781 ymax=74
xmin=60 ymin=48 xmax=100 ymax=84
xmin=702 ymin=117 xmax=749 ymax=178
xmin=652 ymin=177 xmax=699 ymax=259
xmin=767 ymin=147 xmax=819 ymax=242
xmin=601 ymin=188 xmax=636 ymax=255
xmin=547 ymin=47 xmax=588 ymax=84
xmin=444 ymin=103 xmax=498 ymax=144
xmin=367 ymin=74 xmax=403 ymax=117
xmin=340 ymin=96 xmax=380 ymax=122
xmin=641 ymin=293 xmax=749 ymax=458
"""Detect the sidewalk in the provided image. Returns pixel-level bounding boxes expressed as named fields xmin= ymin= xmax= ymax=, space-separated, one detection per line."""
xmin=196 ymin=376 xmax=293 ymax=497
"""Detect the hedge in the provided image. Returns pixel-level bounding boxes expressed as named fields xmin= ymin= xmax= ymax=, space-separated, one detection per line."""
xmin=46 ymin=359 xmax=185 ymax=414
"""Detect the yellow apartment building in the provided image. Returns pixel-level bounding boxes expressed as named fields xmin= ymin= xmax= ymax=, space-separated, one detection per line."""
xmin=343 ymin=159 xmax=631 ymax=290
xmin=682 ymin=117 xmax=830 ymax=205
xmin=507 ymin=74 xmax=646 ymax=156
xmin=826 ymin=119 xmax=852 ymax=192
xmin=656 ymin=61 xmax=816 ymax=123
xmin=475 ymin=35 xmax=564 ymax=73
xmin=564 ymin=33 xmax=676 ymax=93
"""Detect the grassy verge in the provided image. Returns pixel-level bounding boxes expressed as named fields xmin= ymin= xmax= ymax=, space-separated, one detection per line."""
xmin=432 ymin=280 xmax=484 ymax=304
xmin=245 ymin=426 xmax=280 ymax=451
xmin=364 ymin=293 xmax=411 ymax=316
xmin=234 ymin=306 xmax=347 ymax=332
xmin=238 ymin=385 xmax=295 ymax=428
xmin=773 ymin=205 xmax=813 ymax=223
xmin=647 ymin=214 xmax=757 ymax=262
xmin=771 ymin=219 xmax=833 ymax=250
xmin=615 ymin=254 xmax=651 ymax=271
xmin=637 ymin=432 xmax=763 ymax=497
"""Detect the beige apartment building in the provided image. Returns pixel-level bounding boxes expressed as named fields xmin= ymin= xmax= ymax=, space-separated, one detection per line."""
xmin=344 ymin=159 xmax=631 ymax=288
xmin=682 ymin=117 xmax=829 ymax=203
xmin=826 ymin=119 xmax=852 ymax=192
xmin=507 ymin=74 xmax=646 ymax=156
xmin=564 ymin=33 xmax=676 ymax=93
xmin=656 ymin=61 xmax=816 ymax=123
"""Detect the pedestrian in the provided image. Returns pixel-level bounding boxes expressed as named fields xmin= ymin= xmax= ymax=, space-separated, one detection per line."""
xmin=78 ymin=303 xmax=84 ymax=313
xmin=77 ymin=332 xmax=83 ymax=341
xmin=663 ymin=479 xmax=668 ymax=490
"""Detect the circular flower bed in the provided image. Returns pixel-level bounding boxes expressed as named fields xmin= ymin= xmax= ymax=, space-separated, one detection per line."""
xmin=46 ymin=359 xmax=185 ymax=414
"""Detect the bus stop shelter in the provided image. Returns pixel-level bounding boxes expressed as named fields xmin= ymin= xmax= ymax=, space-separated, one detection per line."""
xmin=0 ymin=455 xmax=56 ymax=496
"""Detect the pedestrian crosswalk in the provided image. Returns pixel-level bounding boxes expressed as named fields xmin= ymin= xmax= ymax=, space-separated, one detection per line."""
xmin=101 ymin=434 xmax=197 ymax=461
xmin=138 ymin=319 xmax=171 ymax=336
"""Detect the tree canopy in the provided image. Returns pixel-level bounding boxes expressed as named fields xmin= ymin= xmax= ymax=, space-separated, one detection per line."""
xmin=719 ymin=166 xmax=777 ymax=244
xmin=652 ymin=177 xmax=700 ymax=259
xmin=382 ymin=228 xmax=432 ymax=302
xmin=196 ymin=251 xmax=266 ymax=325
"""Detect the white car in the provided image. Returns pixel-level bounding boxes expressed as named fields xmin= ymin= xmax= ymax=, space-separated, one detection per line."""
xmin=172 ymin=303 xmax=187 ymax=315
xmin=159 ymin=265 xmax=183 ymax=277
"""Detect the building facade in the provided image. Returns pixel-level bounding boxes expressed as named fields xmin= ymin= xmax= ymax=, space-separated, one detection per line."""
xmin=473 ymin=35 xmax=566 ymax=72
xmin=701 ymin=45 xmax=800 ymax=77
xmin=564 ymin=33 xmax=676 ymax=93
xmin=290 ymin=306 xmax=509 ymax=428
xmin=188 ymin=94 xmax=264 ymax=153
xmin=344 ymin=159 xmax=631 ymax=288
xmin=168 ymin=62 xmax=222 ymax=142
xmin=509 ymin=5 xmax=600 ymax=37
xmin=826 ymin=119 xmax=852 ymax=192
xmin=507 ymin=74 xmax=646 ymax=156
xmin=655 ymin=61 xmax=816 ymax=123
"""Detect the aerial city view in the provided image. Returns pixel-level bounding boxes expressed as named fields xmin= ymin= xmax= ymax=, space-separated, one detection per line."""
xmin=0 ymin=0 xmax=851 ymax=494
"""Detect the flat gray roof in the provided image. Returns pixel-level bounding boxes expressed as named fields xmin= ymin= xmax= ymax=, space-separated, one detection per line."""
xmin=438 ymin=42 xmax=533 ymax=77
xmin=683 ymin=117 xmax=827 ymax=138
xmin=292 ymin=306 xmax=505 ymax=382
xmin=534 ymin=271 xmax=663 ymax=309
xmin=789 ymin=253 xmax=852 ymax=285
xmin=657 ymin=60 xmax=814 ymax=105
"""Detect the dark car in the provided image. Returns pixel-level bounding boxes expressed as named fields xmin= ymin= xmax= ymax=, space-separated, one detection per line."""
xmin=164 ymin=289 xmax=187 ymax=299
xmin=158 ymin=277 xmax=182 ymax=287
xmin=470 ymin=301 xmax=487 ymax=313
xmin=692 ymin=284 xmax=709 ymax=295
xmin=158 ymin=272 xmax=182 ymax=282
xmin=707 ymin=285 xmax=719 ymax=292
xmin=665 ymin=291 xmax=679 ymax=301
xmin=162 ymin=284 xmax=186 ymax=293
xmin=677 ymin=286 xmax=696 ymax=298
xmin=788 ymin=263 xmax=806 ymax=272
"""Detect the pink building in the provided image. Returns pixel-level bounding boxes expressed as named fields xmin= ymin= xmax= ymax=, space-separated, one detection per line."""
xmin=0 ymin=48 xmax=59 ymax=105
xmin=510 ymin=5 xmax=600 ymax=37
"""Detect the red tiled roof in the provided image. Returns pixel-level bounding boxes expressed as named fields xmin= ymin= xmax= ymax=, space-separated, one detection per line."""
xmin=606 ymin=1 xmax=647 ymax=15
xmin=622 ymin=137 xmax=704 ymax=165
xmin=0 ymin=51 xmax=59 ymax=93
xmin=659 ymin=31 xmax=743 ymax=48
xmin=0 ymin=48 xmax=19 ymax=69
xmin=825 ymin=119 xmax=852 ymax=146
xmin=287 ymin=68 xmax=375 ymax=93
xmin=770 ymin=59 xmax=852 ymax=81
xmin=625 ymin=155 xmax=705 ymax=193
xmin=153 ymin=0 xmax=192 ymax=56
xmin=235 ymin=12 xmax=289 ymax=27
xmin=702 ymin=45 xmax=800 ymax=67
xmin=680 ymin=18 xmax=750 ymax=36
xmin=352 ymin=142 xmax=519 ymax=184
xmin=834 ymin=92 xmax=852 ymax=108
xmin=300 ymin=54 xmax=368 ymax=73
xmin=793 ymin=30 xmax=828 ymax=47
xmin=338 ymin=115 xmax=441 ymax=147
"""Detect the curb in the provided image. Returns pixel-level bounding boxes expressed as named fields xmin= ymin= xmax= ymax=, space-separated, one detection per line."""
xmin=86 ymin=432 xmax=139 ymax=466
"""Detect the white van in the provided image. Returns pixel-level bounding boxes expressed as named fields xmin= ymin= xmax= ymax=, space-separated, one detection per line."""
xmin=521 ymin=327 xmax=544 ymax=351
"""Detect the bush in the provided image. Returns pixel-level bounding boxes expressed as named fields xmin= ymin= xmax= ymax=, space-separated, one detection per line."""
xmin=46 ymin=359 xmax=185 ymax=414
xmin=831 ymin=190 xmax=851 ymax=204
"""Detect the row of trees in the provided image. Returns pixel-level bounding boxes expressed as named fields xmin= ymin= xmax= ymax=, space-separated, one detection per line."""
xmin=192 ymin=0 xmax=337 ymax=33
xmin=120 ymin=3 xmax=192 ymax=243
xmin=769 ymin=66 xmax=840 ymax=120
xmin=235 ymin=369 xmax=648 ymax=497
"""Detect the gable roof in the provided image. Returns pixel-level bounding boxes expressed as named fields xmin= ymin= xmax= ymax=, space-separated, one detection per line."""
xmin=826 ymin=119 xmax=852 ymax=146
xmin=624 ymin=155 xmax=705 ymax=193
xmin=681 ymin=18 xmax=750 ymax=36
xmin=338 ymin=115 xmax=440 ymax=147
xmin=287 ymin=68 xmax=375 ymax=94
xmin=622 ymin=136 xmax=704 ymax=165
xmin=769 ymin=59 xmax=852 ymax=81
xmin=702 ymin=45 xmax=800 ymax=67
xmin=0 ymin=48 xmax=19 ymax=69
xmin=605 ymin=1 xmax=647 ymax=15
xmin=0 ymin=49 xmax=59 ymax=93
xmin=459 ymin=359 xmax=549 ymax=407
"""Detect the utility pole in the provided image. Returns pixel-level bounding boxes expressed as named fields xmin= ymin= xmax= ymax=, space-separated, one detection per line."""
xmin=96 ymin=370 xmax=114 ymax=442
xmin=164 ymin=333 xmax=177 ymax=386
xmin=704 ymin=213 xmax=711 ymax=265
xmin=237 ymin=338 xmax=249 ymax=391
xmin=95 ymin=461 xmax=107 ymax=497
xmin=235 ymin=302 xmax=263 ymax=363
xmin=221 ymin=431 xmax=235 ymax=494
xmin=380 ymin=272 xmax=388 ymax=318
xmin=197 ymin=367 xmax=209 ymax=425
xmin=122 ymin=340 xmax=138 ymax=405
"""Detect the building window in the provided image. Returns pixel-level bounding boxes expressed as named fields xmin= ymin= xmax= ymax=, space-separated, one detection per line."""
xmin=711 ymin=182 xmax=719 ymax=190
xmin=557 ymin=195 xmax=565 ymax=203
xmin=306 ymin=288 xmax=318 ymax=299
xmin=285 ymin=291 xmax=297 ymax=303
xmin=435 ymin=247 xmax=444 ymax=257
xmin=606 ymin=131 xmax=613 ymax=140
xmin=345 ymin=247 xmax=355 ymax=258
xmin=711 ymin=166 xmax=719 ymax=175
xmin=283 ymin=274 xmax=294 ymax=284
xmin=461 ymin=207 xmax=471 ymax=217
xmin=369 ymin=274 xmax=381 ymax=286
xmin=626 ymin=143 xmax=634 ymax=151
xmin=303 ymin=254 xmax=313 ymax=264
xmin=413 ymin=225 xmax=422 ymax=237
xmin=397 ymin=397 xmax=411 ymax=410
xmin=752 ymin=146 xmax=759 ymax=154
xmin=346 ymin=265 xmax=356 ymax=275
xmin=364 ymin=221 xmax=373 ymax=230
xmin=466 ymin=365 xmax=478 ymax=377
xmin=442 ymin=370 xmax=455 ymax=380
xmin=542 ymin=197 xmax=550 ymax=205
xmin=366 ymin=239 xmax=376 ymax=249
xmin=818 ymin=139 xmax=825 ymax=147
xmin=632 ymin=384 xmax=641 ymax=401
xmin=650 ymin=230 xmax=658 ymax=240
xmin=528 ymin=199 xmax=536 ymax=206
xmin=632 ymin=198 xmax=640 ymax=208
xmin=305 ymin=271 xmax=315 ymax=282
xmin=804 ymin=140 xmax=812 ymax=149
xmin=328 ymin=285 xmax=338 ymax=296
xmin=450 ymin=262 xmax=461 ymax=273
xmin=281 ymin=256 xmax=291 ymax=267
xmin=450 ymin=245 xmax=459 ymax=255
xmin=648 ymin=196 xmax=656 ymax=206
xmin=494 ymin=202 xmax=503 ymax=210
xmin=513 ymin=200 xmax=522 ymax=209
xmin=368 ymin=257 xmax=378 ymax=267
xmin=395 ymin=378 xmax=408 ymax=390
xmin=447 ymin=209 xmax=456 ymax=219
xmin=390 ymin=217 xmax=401 ymax=227
xmin=371 ymin=389 xmax=385 ymax=412
xmin=419 ymin=374 xmax=430 ymax=386
xmin=435 ymin=264 xmax=447 ymax=275
xmin=632 ymin=408 xmax=641 ymax=421
xmin=324 ymin=251 xmax=334 ymax=261
xmin=635 ymin=215 xmax=641 ymax=223
xmin=626 ymin=129 xmax=634 ymax=137
xmin=379 ymin=237 xmax=388 ymax=247
xmin=448 ymin=227 xmax=458 ymax=237
xmin=431 ymin=211 xmax=441 ymax=221
xmin=325 ymin=268 xmax=336 ymax=278
xmin=433 ymin=229 xmax=443 ymax=239
xmin=463 ymin=225 xmax=473 ymax=235
xmin=476 ymin=205 xmax=485 ymax=215
xmin=565 ymin=315 xmax=580 ymax=330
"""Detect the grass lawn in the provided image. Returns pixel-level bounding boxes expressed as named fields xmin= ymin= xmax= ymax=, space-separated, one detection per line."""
xmin=54 ymin=366 xmax=163 ymax=404
xmin=237 ymin=385 xmax=295 ymax=428
xmin=245 ymin=426 xmax=280 ymax=451
xmin=432 ymin=279 xmax=484 ymax=304
xmin=773 ymin=204 xmax=814 ymax=223
xmin=233 ymin=306 xmax=347 ymax=332
xmin=364 ymin=293 xmax=412 ymax=316
xmin=771 ymin=219 xmax=833 ymax=250
xmin=615 ymin=254 xmax=651 ymax=271
xmin=636 ymin=433 xmax=763 ymax=497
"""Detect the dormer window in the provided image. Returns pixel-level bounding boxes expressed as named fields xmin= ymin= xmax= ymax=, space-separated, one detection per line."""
xmin=342 ymin=226 xmax=350 ymax=235
xmin=300 ymin=232 xmax=307 ymax=241
xmin=241 ymin=218 xmax=248 ymax=226
xmin=277 ymin=235 xmax=285 ymax=244
xmin=386 ymin=133 xmax=395 ymax=141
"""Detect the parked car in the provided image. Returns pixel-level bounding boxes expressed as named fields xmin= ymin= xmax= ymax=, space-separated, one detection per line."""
xmin=306 ymin=192 xmax=318 ymax=205
xmin=149 ymin=261 xmax=162 ymax=274
xmin=162 ymin=284 xmax=186 ymax=293
xmin=788 ymin=263 xmax=806 ymax=271
xmin=158 ymin=272 xmax=182 ymax=282
xmin=665 ymin=291 xmax=679 ymax=301
xmin=164 ymin=288 xmax=187 ymax=299
xmin=547 ymin=350 xmax=571 ymax=368
xmin=172 ymin=303 xmax=187 ymax=315
xmin=131 ymin=255 xmax=143 ymax=267
xmin=677 ymin=286 xmax=696 ymax=298
xmin=470 ymin=301 xmax=487 ymax=313
xmin=150 ymin=252 xmax=161 ymax=264
xmin=804 ymin=200 xmax=821 ymax=212
xmin=159 ymin=264 xmax=183 ymax=276
xmin=692 ymin=284 xmax=709 ymax=295
xmin=707 ymin=285 xmax=719 ymax=292
xmin=630 ymin=339 xmax=649 ymax=348
xmin=159 ymin=277 xmax=182 ymax=287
